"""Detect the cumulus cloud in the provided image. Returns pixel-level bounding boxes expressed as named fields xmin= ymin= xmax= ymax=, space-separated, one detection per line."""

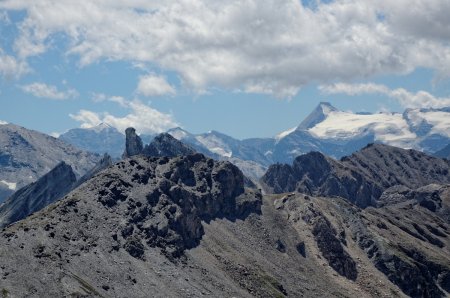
xmin=70 ymin=99 xmax=178 ymax=134
xmin=1 ymin=0 xmax=450 ymax=98
xmin=91 ymin=93 xmax=128 ymax=107
xmin=320 ymin=83 xmax=450 ymax=109
xmin=20 ymin=82 xmax=78 ymax=100
xmin=136 ymin=75 xmax=176 ymax=97
xmin=0 ymin=48 xmax=29 ymax=79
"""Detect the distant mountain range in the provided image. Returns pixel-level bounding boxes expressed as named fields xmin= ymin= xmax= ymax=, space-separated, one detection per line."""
xmin=58 ymin=102 xmax=450 ymax=179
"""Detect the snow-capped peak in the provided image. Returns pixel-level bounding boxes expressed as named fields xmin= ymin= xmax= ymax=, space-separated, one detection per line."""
xmin=308 ymin=109 xmax=418 ymax=148
xmin=167 ymin=127 xmax=190 ymax=140
xmin=88 ymin=122 xmax=114 ymax=133
xmin=319 ymin=102 xmax=337 ymax=115
xmin=0 ymin=120 xmax=8 ymax=125
xmin=297 ymin=102 xmax=338 ymax=131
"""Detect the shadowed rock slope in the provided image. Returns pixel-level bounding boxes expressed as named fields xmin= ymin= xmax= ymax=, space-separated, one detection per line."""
xmin=0 ymin=162 xmax=76 ymax=228
xmin=0 ymin=153 xmax=449 ymax=297
xmin=0 ymin=123 xmax=100 ymax=202
xmin=262 ymin=143 xmax=450 ymax=207
xmin=0 ymin=154 xmax=113 ymax=228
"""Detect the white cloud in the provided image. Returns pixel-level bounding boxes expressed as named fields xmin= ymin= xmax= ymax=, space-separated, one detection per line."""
xmin=1 ymin=1 xmax=450 ymax=98
xmin=320 ymin=83 xmax=450 ymax=109
xmin=91 ymin=92 xmax=128 ymax=107
xmin=20 ymin=82 xmax=78 ymax=100
xmin=70 ymin=99 xmax=178 ymax=134
xmin=136 ymin=74 xmax=176 ymax=97
xmin=0 ymin=48 xmax=29 ymax=79
xmin=69 ymin=110 xmax=102 ymax=128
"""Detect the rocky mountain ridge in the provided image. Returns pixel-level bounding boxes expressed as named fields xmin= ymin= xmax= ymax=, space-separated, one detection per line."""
xmin=261 ymin=143 xmax=450 ymax=208
xmin=123 ymin=128 xmax=195 ymax=159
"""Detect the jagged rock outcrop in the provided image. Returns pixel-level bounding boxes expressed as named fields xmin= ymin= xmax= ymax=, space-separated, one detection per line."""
xmin=96 ymin=153 xmax=255 ymax=259
xmin=122 ymin=128 xmax=195 ymax=160
xmin=0 ymin=123 xmax=100 ymax=203
xmin=142 ymin=133 xmax=195 ymax=157
xmin=0 ymin=162 xmax=76 ymax=228
xmin=262 ymin=143 xmax=450 ymax=207
xmin=122 ymin=127 xmax=144 ymax=158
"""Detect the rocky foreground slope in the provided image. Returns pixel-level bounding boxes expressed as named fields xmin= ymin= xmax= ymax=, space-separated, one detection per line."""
xmin=0 ymin=150 xmax=449 ymax=297
xmin=262 ymin=143 xmax=450 ymax=207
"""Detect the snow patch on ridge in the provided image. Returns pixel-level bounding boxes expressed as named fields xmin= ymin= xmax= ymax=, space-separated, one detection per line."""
xmin=0 ymin=180 xmax=16 ymax=191
xmin=168 ymin=128 xmax=189 ymax=140
xmin=0 ymin=120 xmax=8 ymax=125
xmin=88 ymin=122 xmax=114 ymax=133
xmin=275 ymin=127 xmax=296 ymax=141
xmin=195 ymin=135 xmax=232 ymax=158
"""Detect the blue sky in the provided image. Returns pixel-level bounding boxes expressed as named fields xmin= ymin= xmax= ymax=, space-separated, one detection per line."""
xmin=0 ymin=1 xmax=450 ymax=139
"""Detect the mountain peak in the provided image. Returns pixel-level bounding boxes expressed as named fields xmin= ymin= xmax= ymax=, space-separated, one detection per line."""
xmin=88 ymin=122 xmax=115 ymax=133
xmin=318 ymin=101 xmax=338 ymax=114
xmin=297 ymin=102 xmax=338 ymax=131
xmin=167 ymin=127 xmax=191 ymax=140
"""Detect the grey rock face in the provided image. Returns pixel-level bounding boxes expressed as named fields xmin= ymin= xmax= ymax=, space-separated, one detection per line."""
xmin=142 ymin=133 xmax=195 ymax=158
xmin=0 ymin=123 xmax=100 ymax=203
xmin=122 ymin=127 xmax=144 ymax=158
xmin=379 ymin=184 xmax=450 ymax=222
xmin=0 ymin=162 xmax=76 ymax=227
xmin=262 ymin=143 xmax=450 ymax=208
xmin=96 ymin=153 xmax=251 ymax=259
xmin=302 ymin=204 xmax=357 ymax=280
